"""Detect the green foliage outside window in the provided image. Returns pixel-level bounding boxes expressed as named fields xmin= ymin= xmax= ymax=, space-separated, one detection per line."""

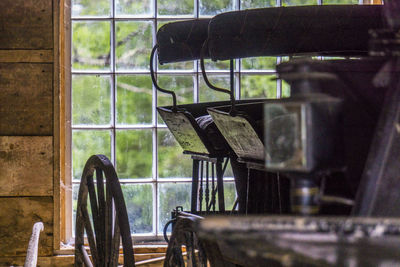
xmin=72 ymin=22 xmax=111 ymax=70
xmin=158 ymin=0 xmax=194 ymax=15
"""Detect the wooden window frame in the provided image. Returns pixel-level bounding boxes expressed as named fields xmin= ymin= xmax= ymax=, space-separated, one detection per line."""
xmin=59 ymin=0 xmax=383 ymax=249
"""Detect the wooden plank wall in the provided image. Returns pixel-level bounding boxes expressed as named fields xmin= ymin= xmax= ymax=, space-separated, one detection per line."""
xmin=0 ymin=0 xmax=58 ymax=262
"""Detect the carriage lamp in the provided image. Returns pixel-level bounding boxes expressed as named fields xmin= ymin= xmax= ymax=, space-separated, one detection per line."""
xmin=264 ymin=94 xmax=343 ymax=215
xmin=264 ymin=95 xmax=343 ymax=172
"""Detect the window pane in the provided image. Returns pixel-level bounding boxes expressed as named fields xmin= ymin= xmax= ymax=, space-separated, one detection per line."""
xmin=72 ymin=0 xmax=111 ymax=17
xmin=72 ymin=75 xmax=111 ymax=125
xmin=158 ymin=60 xmax=194 ymax=71
xmin=72 ymin=130 xmax=111 ymax=180
xmin=158 ymin=129 xmax=192 ymax=178
xmin=158 ymin=183 xmax=191 ymax=233
xmin=157 ymin=75 xmax=194 ymax=106
xmin=199 ymin=74 xmax=231 ymax=102
xmin=203 ymin=59 xmax=232 ymax=71
xmin=199 ymin=0 xmax=235 ymax=16
xmin=72 ymin=21 xmax=111 ymax=70
xmin=241 ymin=57 xmax=277 ymax=70
xmin=158 ymin=0 xmax=194 ymax=16
xmin=241 ymin=75 xmax=277 ymax=99
xmin=157 ymin=75 xmax=194 ymax=124
xmin=282 ymin=79 xmax=291 ymax=98
xmin=116 ymin=130 xmax=153 ymax=179
xmin=240 ymin=0 xmax=276 ymax=9
xmin=116 ymin=21 xmax=153 ymax=71
xmin=116 ymin=0 xmax=153 ymax=16
xmin=225 ymin=160 xmax=234 ymax=178
xmin=116 ymin=75 xmax=153 ymax=125
xmin=199 ymin=181 xmax=237 ymax=212
xmin=283 ymin=0 xmax=317 ymax=5
xmin=72 ymin=184 xmax=79 ymax=235
xmin=122 ymin=184 xmax=153 ymax=234
xmin=224 ymin=182 xmax=237 ymax=211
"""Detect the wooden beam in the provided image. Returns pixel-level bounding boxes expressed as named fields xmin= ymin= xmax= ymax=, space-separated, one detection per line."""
xmin=53 ymin=0 xmax=62 ymax=252
xmin=0 ymin=0 xmax=53 ymax=49
xmin=0 ymin=197 xmax=53 ymax=257
xmin=0 ymin=63 xmax=53 ymax=135
xmin=0 ymin=136 xmax=53 ymax=196
xmin=0 ymin=50 xmax=53 ymax=63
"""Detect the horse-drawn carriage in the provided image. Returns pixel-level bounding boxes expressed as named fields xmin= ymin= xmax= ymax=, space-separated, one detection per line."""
xmin=74 ymin=2 xmax=400 ymax=266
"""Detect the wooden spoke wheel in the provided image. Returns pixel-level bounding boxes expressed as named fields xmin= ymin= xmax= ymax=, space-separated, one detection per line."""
xmin=164 ymin=215 xmax=207 ymax=267
xmin=74 ymin=155 xmax=135 ymax=267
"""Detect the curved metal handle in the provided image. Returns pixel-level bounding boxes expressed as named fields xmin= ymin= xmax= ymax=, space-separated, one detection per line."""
xmin=200 ymin=39 xmax=237 ymax=116
xmin=150 ymin=45 xmax=178 ymax=112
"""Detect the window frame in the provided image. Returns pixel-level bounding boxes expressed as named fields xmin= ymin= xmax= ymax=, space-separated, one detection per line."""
xmin=63 ymin=0 xmax=372 ymax=245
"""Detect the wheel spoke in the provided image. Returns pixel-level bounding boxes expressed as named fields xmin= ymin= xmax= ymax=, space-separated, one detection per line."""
xmin=81 ymin=204 xmax=98 ymax=266
xmin=87 ymin=174 xmax=104 ymax=266
xmin=96 ymin=168 xmax=106 ymax=265
xmin=110 ymin=212 xmax=121 ymax=267
xmin=80 ymin=244 xmax=94 ymax=267
xmin=105 ymin=181 xmax=113 ymax=265
xmin=186 ymin=232 xmax=196 ymax=267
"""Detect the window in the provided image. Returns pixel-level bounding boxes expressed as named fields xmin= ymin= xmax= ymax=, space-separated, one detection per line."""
xmin=67 ymin=0 xmax=364 ymax=242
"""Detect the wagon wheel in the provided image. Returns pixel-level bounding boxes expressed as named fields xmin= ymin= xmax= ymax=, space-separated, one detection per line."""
xmin=164 ymin=215 xmax=207 ymax=267
xmin=75 ymin=155 xmax=135 ymax=267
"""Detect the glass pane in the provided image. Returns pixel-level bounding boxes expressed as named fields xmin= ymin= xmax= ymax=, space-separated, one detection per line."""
xmin=241 ymin=57 xmax=277 ymax=70
xmin=241 ymin=75 xmax=277 ymax=99
xmin=157 ymin=75 xmax=194 ymax=124
xmin=158 ymin=183 xmax=191 ymax=233
xmin=203 ymin=59 xmax=232 ymax=71
xmin=199 ymin=0 xmax=235 ymax=16
xmin=158 ymin=129 xmax=192 ymax=178
xmin=116 ymin=21 xmax=153 ymax=71
xmin=72 ymin=130 xmax=111 ymax=180
xmin=282 ymin=80 xmax=291 ymax=98
xmin=224 ymin=182 xmax=237 ymax=211
xmin=157 ymin=75 xmax=194 ymax=107
xmin=158 ymin=60 xmax=194 ymax=71
xmin=224 ymin=159 xmax=234 ymax=178
xmin=72 ymin=0 xmax=110 ymax=17
xmin=281 ymin=56 xmax=290 ymax=63
xmin=199 ymin=74 xmax=231 ymax=102
xmin=283 ymin=0 xmax=317 ymax=5
xmin=72 ymin=184 xmax=79 ymax=235
xmin=72 ymin=75 xmax=111 ymax=125
xmin=72 ymin=21 xmax=111 ymax=70
xmin=116 ymin=130 xmax=153 ymax=179
xmin=116 ymin=0 xmax=153 ymax=16
xmin=116 ymin=75 xmax=153 ymax=125
xmin=122 ymin=184 xmax=153 ymax=234
xmin=240 ymin=0 xmax=276 ymax=9
xmin=158 ymin=0 xmax=194 ymax=16
xmin=197 ymin=177 xmax=236 ymax=213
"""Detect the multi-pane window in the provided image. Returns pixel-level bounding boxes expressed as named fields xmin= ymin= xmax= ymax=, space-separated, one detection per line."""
xmin=70 ymin=0 xmax=362 ymax=241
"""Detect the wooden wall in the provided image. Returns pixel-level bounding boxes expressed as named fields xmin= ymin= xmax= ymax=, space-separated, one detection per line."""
xmin=0 ymin=0 xmax=59 ymax=263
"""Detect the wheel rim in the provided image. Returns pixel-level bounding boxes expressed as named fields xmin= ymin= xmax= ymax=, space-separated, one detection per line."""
xmin=74 ymin=155 xmax=135 ymax=267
